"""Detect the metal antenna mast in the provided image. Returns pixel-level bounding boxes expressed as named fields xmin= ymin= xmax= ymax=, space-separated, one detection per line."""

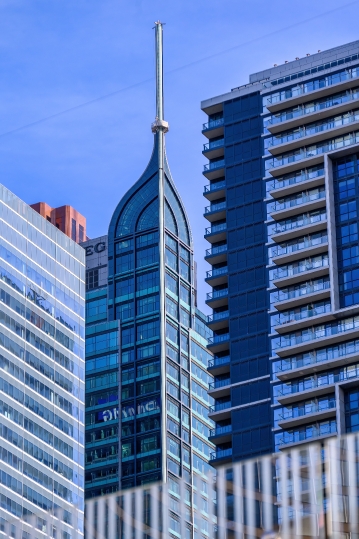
xmin=152 ymin=20 xmax=169 ymax=484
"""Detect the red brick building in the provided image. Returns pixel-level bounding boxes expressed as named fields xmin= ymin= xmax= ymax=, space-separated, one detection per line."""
xmin=30 ymin=202 xmax=87 ymax=243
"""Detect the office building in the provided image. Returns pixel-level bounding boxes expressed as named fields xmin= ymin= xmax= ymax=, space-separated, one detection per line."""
xmin=84 ymin=24 xmax=215 ymax=537
xmin=31 ymin=202 xmax=87 ymax=243
xmin=202 ymin=41 xmax=359 ymax=463
xmin=0 ymin=184 xmax=85 ymax=536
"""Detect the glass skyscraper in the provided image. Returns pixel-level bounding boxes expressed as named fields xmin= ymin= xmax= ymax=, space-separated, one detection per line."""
xmin=202 ymin=40 xmax=359 ymax=463
xmin=84 ymin=22 xmax=214 ymax=538
xmin=0 ymin=184 xmax=85 ymax=537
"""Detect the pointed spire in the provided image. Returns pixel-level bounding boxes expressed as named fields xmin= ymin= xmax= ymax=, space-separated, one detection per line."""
xmin=151 ymin=21 xmax=169 ymax=134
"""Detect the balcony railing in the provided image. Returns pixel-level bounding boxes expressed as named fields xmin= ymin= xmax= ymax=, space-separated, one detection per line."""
xmin=266 ymin=89 xmax=359 ymax=126
xmin=204 ymin=180 xmax=226 ymax=193
xmin=203 ymin=138 xmax=225 ymax=151
xmin=272 ymin=314 xmax=359 ymax=351
xmin=271 ymin=279 xmax=330 ymax=304
xmin=208 ymin=377 xmax=231 ymax=390
xmin=271 ymin=302 xmax=331 ymax=327
xmin=279 ymin=422 xmax=337 ymax=445
xmin=271 ymin=254 xmax=329 ymax=281
xmin=274 ymin=336 xmax=359 ymax=374
xmin=206 ymin=244 xmax=227 ymax=257
xmin=209 ymin=401 xmax=231 ymax=413
xmin=206 ymin=266 xmax=228 ymax=280
xmin=266 ymin=132 xmax=359 ymax=171
xmin=210 ymin=447 xmax=233 ymax=460
xmin=205 ymin=223 xmax=227 ymax=236
xmin=270 ymin=189 xmax=325 ymax=212
xmin=208 ymin=355 xmax=230 ymax=368
xmin=271 ymin=234 xmax=328 ymax=259
xmin=202 ymin=118 xmax=224 ymax=130
xmin=209 ymin=424 xmax=232 ymax=437
xmin=266 ymin=66 xmax=359 ymax=103
xmin=205 ymin=201 xmax=226 ymax=214
xmin=204 ymin=159 xmax=225 ymax=172
xmin=280 ymin=399 xmax=336 ymax=421
xmin=270 ymin=211 xmax=327 ymax=235
xmin=208 ymin=333 xmax=230 ymax=346
xmin=267 ymin=167 xmax=324 ymax=192
xmin=207 ymin=289 xmax=228 ymax=301
xmin=267 ymin=111 xmax=359 ymax=147
xmin=208 ymin=310 xmax=229 ymax=323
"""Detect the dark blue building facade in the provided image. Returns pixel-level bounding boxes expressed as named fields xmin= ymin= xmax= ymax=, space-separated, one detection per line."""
xmin=204 ymin=40 xmax=359 ymax=463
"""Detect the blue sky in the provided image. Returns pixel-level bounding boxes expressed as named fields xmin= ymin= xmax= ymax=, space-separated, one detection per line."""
xmin=1 ymin=0 xmax=358 ymax=311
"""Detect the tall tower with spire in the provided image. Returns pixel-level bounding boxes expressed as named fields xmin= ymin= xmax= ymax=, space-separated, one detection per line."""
xmin=84 ymin=24 xmax=214 ymax=519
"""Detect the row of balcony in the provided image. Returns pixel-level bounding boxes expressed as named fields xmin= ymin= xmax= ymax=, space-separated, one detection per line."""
xmin=270 ymin=278 xmax=330 ymax=306
xmin=269 ymin=188 xmax=325 ymax=214
xmin=265 ymin=132 xmax=359 ymax=173
xmin=272 ymin=315 xmax=359 ymax=352
xmin=278 ymin=421 xmax=337 ymax=447
xmin=269 ymin=210 xmax=327 ymax=237
xmin=270 ymin=233 xmax=328 ymax=262
xmin=271 ymin=301 xmax=332 ymax=329
xmin=270 ymin=254 xmax=329 ymax=284
xmin=266 ymin=88 xmax=359 ymax=130
xmin=279 ymin=399 xmax=336 ymax=422
xmin=266 ymin=110 xmax=359 ymax=154
xmin=267 ymin=167 xmax=324 ymax=198
xmin=274 ymin=336 xmax=359 ymax=376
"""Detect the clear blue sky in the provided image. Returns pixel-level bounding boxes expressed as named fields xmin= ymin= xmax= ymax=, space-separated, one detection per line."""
xmin=1 ymin=0 xmax=358 ymax=312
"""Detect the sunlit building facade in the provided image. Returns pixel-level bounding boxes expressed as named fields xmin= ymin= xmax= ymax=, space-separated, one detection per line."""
xmin=0 ymin=184 xmax=85 ymax=537
xmin=202 ymin=40 xmax=359 ymax=462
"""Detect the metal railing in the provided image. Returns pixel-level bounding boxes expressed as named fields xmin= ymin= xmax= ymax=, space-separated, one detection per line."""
xmin=271 ymin=302 xmax=331 ymax=326
xmin=205 ymin=222 xmax=227 ymax=236
xmin=271 ymin=278 xmax=330 ymax=303
xmin=208 ymin=333 xmax=230 ymax=345
xmin=270 ymin=189 xmax=326 ymax=212
xmin=279 ymin=399 xmax=336 ymax=420
xmin=206 ymin=266 xmax=228 ymax=279
xmin=208 ymin=377 xmax=231 ymax=390
xmin=206 ymin=288 xmax=228 ymax=301
xmin=203 ymin=159 xmax=225 ymax=172
xmin=210 ymin=447 xmax=232 ymax=460
xmin=207 ymin=310 xmax=229 ymax=323
xmin=202 ymin=117 xmax=224 ymax=130
xmin=208 ymin=354 xmax=230 ymax=368
xmin=209 ymin=400 xmax=231 ymax=413
xmin=209 ymin=423 xmax=232 ymax=437
xmin=204 ymin=180 xmax=226 ymax=193
xmin=7 ymin=433 xmax=359 ymax=539
xmin=271 ymin=254 xmax=329 ymax=281
xmin=205 ymin=244 xmax=227 ymax=257
xmin=204 ymin=201 xmax=226 ymax=214
xmin=270 ymin=211 xmax=327 ymax=235
xmin=203 ymin=138 xmax=224 ymax=151
xmin=271 ymin=234 xmax=328 ymax=259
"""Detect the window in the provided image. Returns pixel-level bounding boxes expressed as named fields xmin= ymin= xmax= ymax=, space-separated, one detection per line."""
xmin=166 ymin=272 xmax=177 ymax=295
xmin=180 ymin=308 xmax=190 ymax=327
xmin=115 ymin=277 xmax=134 ymax=298
xmin=165 ymin=233 xmax=177 ymax=252
xmin=139 ymin=435 xmax=158 ymax=453
xmin=180 ymin=260 xmax=190 ymax=281
xmin=181 ymin=333 xmax=189 ymax=354
xmin=167 ymin=399 xmax=179 ymax=419
xmin=166 ymin=296 xmax=178 ymax=318
xmin=165 ymin=248 xmax=177 ymax=271
xmin=137 ymin=416 xmax=160 ymax=432
xmin=116 ymin=301 xmax=134 ymax=320
xmin=86 ymin=269 xmax=98 ymax=291
xmin=71 ymin=219 xmax=76 ymax=242
xmin=86 ymin=297 xmax=107 ymax=318
xmin=79 ymin=225 xmax=84 ymax=243
xmin=137 ymin=270 xmax=158 ymax=293
xmin=180 ymin=283 xmax=190 ymax=305
xmin=116 ymin=253 xmax=133 ymax=273
xmin=137 ymin=360 xmax=160 ymax=378
xmin=122 ymin=441 xmax=133 ymax=458
xmin=180 ymin=245 xmax=190 ymax=262
xmin=137 ymin=320 xmax=159 ymax=341
xmin=122 ymin=326 xmax=134 ymax=346
xmin=138 ymin=378 xmax=160 ymax=395
xmin=137 ymin=246 xmax=158 ymax=267
xmin=167 ymin=436 xmax=180 ymax=458
xmin=167 ymin=380 xmax=180 ymax=399
xmin=166 ymin=322 xmax=178 ymax=345
xmin=136 ymin=232 xmax=158 ymax=248
xmin=166 ymin=361 xmax=179 ymax=381
xmin=116 ymin=239 xmax=133 ymax=253
xmin=137 ymin=295 xmax=159 ymax=315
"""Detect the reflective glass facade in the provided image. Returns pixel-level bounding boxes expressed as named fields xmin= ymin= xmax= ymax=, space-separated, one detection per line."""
xmin=84 ymin=133 xmax=215 ymax=536
xmin=0 ymin=184 xmax=85 ymax=536
xmin=203 ymin=40 xmax=359 ymax=462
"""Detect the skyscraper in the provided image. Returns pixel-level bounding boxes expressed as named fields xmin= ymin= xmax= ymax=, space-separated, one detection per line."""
xmin=0 ymin=184 xmax=85 ymax=537
xmin=202 ymin=41 xmax=359 ymax=463
xmin=84 ymin=24 xmax=215 ymax=536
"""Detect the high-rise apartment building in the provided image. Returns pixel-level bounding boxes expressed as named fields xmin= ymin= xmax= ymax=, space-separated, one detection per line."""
xmin=202 ymin=41 xmax=359 ymax=464
xmin=0 ymin=184 xmax=85 ymax=536
xmin=83 ymin=24 xmax=215 ymax=537
xmin=31 ymin=202 xmax=87 ymax=244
